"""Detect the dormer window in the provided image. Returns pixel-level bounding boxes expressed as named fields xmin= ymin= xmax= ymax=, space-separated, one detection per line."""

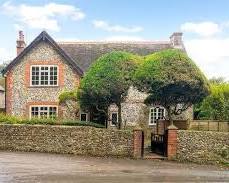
xmin=30 ymin=65 xmax=58 ymax=86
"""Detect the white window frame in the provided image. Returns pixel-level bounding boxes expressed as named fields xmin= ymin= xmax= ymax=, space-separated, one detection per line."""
xmin=149 ymin=106 xmax=166 ymax=125
xmin=111 ymin=112 xmax=118 ymax=126
xmin=30 ymin=65 xmax=59 ymax=86
xmin=80 ymin=112 xmax=88 ymax=122
xmin=29 ymin=105 xmax=58 ymax=119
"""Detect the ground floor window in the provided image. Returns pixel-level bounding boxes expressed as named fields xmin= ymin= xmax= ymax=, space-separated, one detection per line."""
xmin=80 ymin=112 xmax=88 ymax=121
xmin=111 ymin=112 xmax=118 ymax=126
xmin=30 ymin=106 xmax=57 ymax=119
xmin=149 ymin=106 xmax=165 ymax=125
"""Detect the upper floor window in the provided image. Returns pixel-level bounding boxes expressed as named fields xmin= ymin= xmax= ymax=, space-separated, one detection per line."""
xmin=30 ymin=65 xmax=58 ymax=86
xmin=149 ymin=106 xmax=166 ymax=125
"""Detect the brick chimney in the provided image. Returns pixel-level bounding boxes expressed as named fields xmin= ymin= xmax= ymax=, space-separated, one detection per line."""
xmin=16 ymin=31 xmax=26 ymax=56
xmin=170 ymin=32 xmax=183 ymax=49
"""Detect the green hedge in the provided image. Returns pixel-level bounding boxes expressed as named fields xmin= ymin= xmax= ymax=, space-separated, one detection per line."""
xmin=0 ymin=113 xmax=105 ymax=128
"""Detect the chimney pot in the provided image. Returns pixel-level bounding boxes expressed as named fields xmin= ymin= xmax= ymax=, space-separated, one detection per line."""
xmin=170 ymin=32 xmax=183 ymax=49
xmin=16 ymin=30 xmax=26 ymax=56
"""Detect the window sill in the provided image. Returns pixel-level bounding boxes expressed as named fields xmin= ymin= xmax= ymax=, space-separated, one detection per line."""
xmin=148 ymin=124 xmax=156 ymax=126
xmin=28 ymin=86 xmax=60 ymax=88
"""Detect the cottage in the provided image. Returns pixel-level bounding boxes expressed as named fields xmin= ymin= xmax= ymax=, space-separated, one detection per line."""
xmin=2 ymin=31 xmax=192 ymax=128
xmin=0 ymin=85 xmax=5 ymax=110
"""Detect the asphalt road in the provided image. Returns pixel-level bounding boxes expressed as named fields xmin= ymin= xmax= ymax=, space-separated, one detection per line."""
xmin=0 ymin=151 xmax=228 ymax=183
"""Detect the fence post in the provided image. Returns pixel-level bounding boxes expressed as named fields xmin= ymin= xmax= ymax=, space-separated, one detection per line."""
xmin=133 ymin=129 xmax=144 ymax=159
xmin=218 ymin=121 xmax=220 ymax=132
xmin=167 ymin=125 xmax=178 ymax=160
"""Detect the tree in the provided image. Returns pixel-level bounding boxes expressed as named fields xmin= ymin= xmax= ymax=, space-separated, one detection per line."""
xmin=195 ymin=81 xmax=229 ymax=121
xmin=134 ymin=49 xmax=210 ymax=126
xmin=77 ymin=51 xmax=142 ymax=128
xmin=209 ymin=77 xmax=226 ymax=84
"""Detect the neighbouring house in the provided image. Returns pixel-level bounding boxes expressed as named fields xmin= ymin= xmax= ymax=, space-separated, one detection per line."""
xmin=0 ymin=85 xmax=5 ymax=110
xmin=2 ymin=31 xmax=193 ymax=128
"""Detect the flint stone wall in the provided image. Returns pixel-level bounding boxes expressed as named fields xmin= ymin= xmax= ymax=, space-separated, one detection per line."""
xmin=108 ymin=86 xmax=193 ymax=128
xmin=7 ymin=41 xmax=80 ymax=117
xmin=0 ymin=124 xmax=133 ymax=157
xmin=177 ymin=130 xmax=229 ymax=164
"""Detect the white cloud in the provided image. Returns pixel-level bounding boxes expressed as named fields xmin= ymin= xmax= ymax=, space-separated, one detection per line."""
xmin=1 ymin=1 xmax=85 ymax=32
xmin=93 ymin=20 xmax=143 ymax=33
xmin=0 ymin=47 xmax=14 ymax=63
xmin=184 ymin=38 xmax=229 ymax=80
xmin=14 ymin=24 xmax=24 ymax=31
xmin=181 ymin=22 xmax=221 ymax=37
xmin=104 ymin=36 xmax=144 ymax=41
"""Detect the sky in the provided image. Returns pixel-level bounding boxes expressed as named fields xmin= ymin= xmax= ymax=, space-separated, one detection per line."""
xmin=0 ymin=0 xmax=229 ymax=80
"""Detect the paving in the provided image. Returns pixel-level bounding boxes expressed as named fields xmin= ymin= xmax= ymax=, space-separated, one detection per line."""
xmin=0 ymin=151 xmax=228 ymax=183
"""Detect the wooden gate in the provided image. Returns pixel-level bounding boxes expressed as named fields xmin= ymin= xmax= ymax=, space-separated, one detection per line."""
xmin=151 ymin=133 xmax=167 ymax=156
xmin=151 ymin=120 xmax=167 ymax=156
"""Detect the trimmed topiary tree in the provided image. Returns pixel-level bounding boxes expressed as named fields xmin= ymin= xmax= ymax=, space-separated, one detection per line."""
xmin=134 ymin=49 xmax=210 ymax=126
xmin=77 ymin=51 xmax=142 ymax=128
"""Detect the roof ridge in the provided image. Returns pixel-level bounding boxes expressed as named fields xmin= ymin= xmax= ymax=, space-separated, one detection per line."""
xmin=2 ymin=31 xmax=84 ymax=75
xmin=58 ymin=40 xmax=171 ymax=45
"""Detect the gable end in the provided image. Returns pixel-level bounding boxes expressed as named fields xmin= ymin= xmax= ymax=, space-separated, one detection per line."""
xmin=2 ymin=31 xmax=84 ymax=76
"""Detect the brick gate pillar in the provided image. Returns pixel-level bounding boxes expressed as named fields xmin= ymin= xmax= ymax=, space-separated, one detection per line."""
xmin=133 ymin=129 xmax=144 ymax=159
xmin=167 ymin=125 xmax=178 ymax=160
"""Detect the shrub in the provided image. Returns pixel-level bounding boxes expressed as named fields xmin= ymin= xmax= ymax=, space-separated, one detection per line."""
xmin=195 ymin=82 xmax=229 ymax=121
xmin=62 ymin=120 xmax=105 ymax=128
xmin=0 ymin=113 xmax=21 ymax=124
xmin=0 ymin=113 xmax=105 ymax=128
xmin=59 ymin=89 xmax=78 ymax=103
xmin=20 ymin=118 xmax=56 ymax=125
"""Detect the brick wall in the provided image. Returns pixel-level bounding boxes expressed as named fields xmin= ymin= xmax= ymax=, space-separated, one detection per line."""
xmin=0 ymin=124 xmax=134 ymax=157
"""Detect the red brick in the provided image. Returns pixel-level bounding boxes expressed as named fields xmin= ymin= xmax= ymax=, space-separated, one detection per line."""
xmin=167 ymin=128 xmax=178 ymax=160
xmin=133 ymin=130 xmax=144 ymax=159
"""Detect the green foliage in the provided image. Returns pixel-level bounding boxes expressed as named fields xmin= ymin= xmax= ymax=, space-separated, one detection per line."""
xmin=0 ymin=113 xmax=104 ymax=128
xmin=195 ymin=82 xmax=229 ymax=121
xmin=21 ymin=118 xmax=56 ymax=125
xmin=62 ymin=120 xmax=105 ymax=128
xmin=134 ymin=49 xmax=210 ymax=122
xmin=209 ymin=77 xmax=226 ymax=85
xmin=59 ymin=89 xmax=78 ymax=104
xmin=0 ymin=113 xmax=19 ymax=124
xmin=59 ymin=89 xmax=80 ymax=119
xmin=77 ymin=51 xmax=143 ymax=126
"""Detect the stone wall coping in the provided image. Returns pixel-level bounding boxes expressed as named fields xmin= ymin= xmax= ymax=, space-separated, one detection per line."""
xmin=178 ymin=129 xmax=229 ymax=135
xmin=0 ymin=123 xmax=133 ymax=132
xmin=167 ymin=124 xmax=178 ymax=130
